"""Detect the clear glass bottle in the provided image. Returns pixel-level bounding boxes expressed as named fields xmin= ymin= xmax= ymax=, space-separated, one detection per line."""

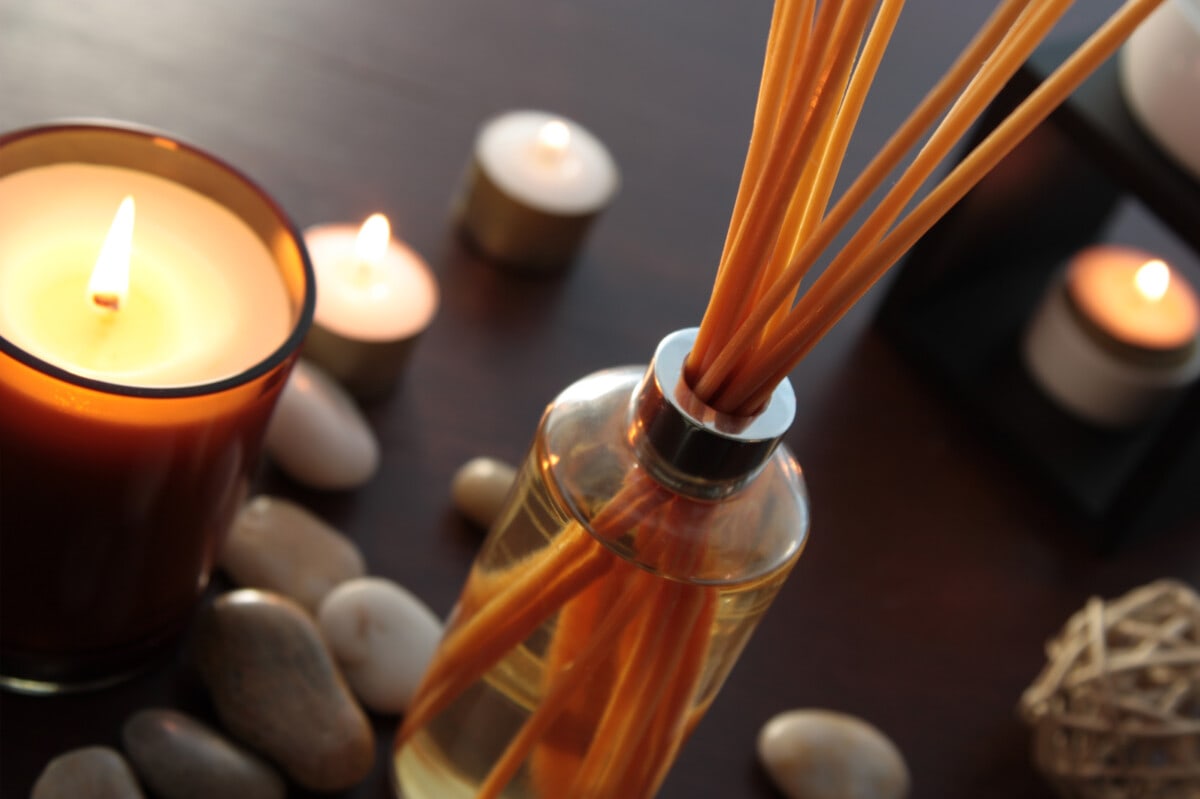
xmin=393 ymin=328 xmax=810 ymax=799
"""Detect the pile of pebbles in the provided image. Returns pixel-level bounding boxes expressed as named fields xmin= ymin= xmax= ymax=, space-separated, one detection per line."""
xmin=31 ymin=455 xmax=910 ymax=799
xmin=31 ymin=493 xmax=445 ymax=799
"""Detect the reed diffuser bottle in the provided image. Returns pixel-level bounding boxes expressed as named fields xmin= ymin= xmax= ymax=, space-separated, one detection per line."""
xmin=393 ymin=328 xmax=809 ymax=798
xmin=393 ymin=0 xmax=1165 ymax=791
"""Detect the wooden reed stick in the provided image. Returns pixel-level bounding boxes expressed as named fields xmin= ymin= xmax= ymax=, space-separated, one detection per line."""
xmin=795 ymin=0 xmax=904 ymax=236
xmin=759 ymin=0 xmax=908 ymax=339
xmin=612 ymin=585 xmax=717 ymax=798
xmin=708 ymin=0 xmax=1076 ymax=412
xmin=691 ymin=0 xmax=1037 ymax=403
xmin=690 ymin=0 xmax=869 ymax=377
xmin=711 ymin=0 xmax=874 ymax=348
xmin=475 ymin=562 xmax=653 ymax=799
xmin=399 ymin=530 xmax=613 ymax=743
xmin=589 ymin=501 xmax=715 ymax=796
xmin=449 ymin=480 xmax=653 ymax=622
xmin=527 ymin=566 xmax=627 ymax=796
xmin=715 ymin=0 xmax=812 ymax=281
xmin=398 ymin=474 xmax=668 ymax=743
xmin=564 ymin=525 xmax=713 ymax=796
xmin=566 ymin=579 xmax=683 ymax=792
xmin=691 ymin=0 xmax=817 ymax=371
xmin=509 ymin=501 xmax=715 ymax=798
xmin=727 ymin=0 xmax=1167 ymax=414
xmin=524 ymin=495 xmax=685 ymax=797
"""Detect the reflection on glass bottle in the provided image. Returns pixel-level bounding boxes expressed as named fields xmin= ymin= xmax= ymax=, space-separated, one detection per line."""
xmin=393 ymin=329 xmax=809 ymax=798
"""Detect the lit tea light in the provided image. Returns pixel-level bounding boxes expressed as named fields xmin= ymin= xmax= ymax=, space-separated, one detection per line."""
xmin=1069 ymin=255 xmax=1197 ymax=356
xmin=0 ymin=122 xmax=312 ymax=690
xmin=455 ymin=110 xmax=620 ymax=272
xmin=1023 ymin=244 xmax=1200 ymax=427
xmin=302 ymin=213 xmax=439 ymax=400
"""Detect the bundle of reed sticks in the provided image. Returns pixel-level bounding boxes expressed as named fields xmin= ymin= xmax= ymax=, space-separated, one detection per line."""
xmin=397 ymin=2 xmax=1166 ymax=796
xmin=687 ymin=0 xmax=1165 ymax=414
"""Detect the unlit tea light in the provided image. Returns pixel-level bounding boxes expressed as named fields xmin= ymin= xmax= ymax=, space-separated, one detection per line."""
xmin=1023 ymin=244 xmax=1200 ymax=427
xmin=303 ymin=214 xmax=438 ymax=400
xmin=1119 ymin=0 xmax=1200 ymax=179
xmin=455 ymin=110 xmax=620 ymax=272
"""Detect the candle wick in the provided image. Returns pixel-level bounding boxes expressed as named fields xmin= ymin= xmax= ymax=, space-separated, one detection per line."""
xmin=354 ymin=258 xmax=376 ymax=287
xmin=92 ymin=292 xmax=121 ymax=312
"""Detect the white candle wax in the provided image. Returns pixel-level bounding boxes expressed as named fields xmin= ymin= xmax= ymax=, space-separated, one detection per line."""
xmin=1119 ymin=0 xmax=1200 ymax=180
xmin=477 ymin=111 xmax=619 ymax=216
xmin=1023 ymin=244 xmax=1200 ymax=427
xmin=457 ymin=110 xmax=620 ymax=271
xmin=301 ymin=217 xmax=438 ymax=399
xmin=306 ymin=217 xmax=438 ymax=342
xmin=0 ymin=163 xmax=292 ymax=387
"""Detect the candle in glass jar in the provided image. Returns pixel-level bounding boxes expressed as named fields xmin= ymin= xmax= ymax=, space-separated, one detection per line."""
xmin=455 ymin=110 xmax=620 ymax=272
xmin=1023 ymin=244 xmax=1200 ymax=427
xmin=0 ymin=123 xmax=313 ymax=692
xmin=302 ymin=214 xmax=439 ymax=400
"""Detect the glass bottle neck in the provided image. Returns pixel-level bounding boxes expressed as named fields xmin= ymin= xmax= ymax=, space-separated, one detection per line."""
xmin=628 ymin=328 xmax=796 ymax=500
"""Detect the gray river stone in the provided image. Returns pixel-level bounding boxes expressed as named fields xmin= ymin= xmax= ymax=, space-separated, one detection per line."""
xmin=122 ymin=708 xmax=286 ymax=799
xmin=191 ymin=589 xmax=375 ymax=792
xmin=757 ymin=709 xmax=910 ymax=799
xmin=31 ymin=746 xmax=144 ymax=799
xmin=221 ymin=495 xmax=366 ymax=613
xmin=450 ymin=456 xmax=517 ymax=530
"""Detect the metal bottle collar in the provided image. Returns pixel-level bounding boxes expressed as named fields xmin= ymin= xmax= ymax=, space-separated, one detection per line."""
xmin=630 ymin=328 xmax=796 ymax=500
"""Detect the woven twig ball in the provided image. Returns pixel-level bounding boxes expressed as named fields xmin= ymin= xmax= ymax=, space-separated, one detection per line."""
xmin=1019 ymin=579 xmax=1200 ymax=799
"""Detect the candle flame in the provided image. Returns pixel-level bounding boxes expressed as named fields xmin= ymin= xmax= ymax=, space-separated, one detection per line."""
xmin=88 ymin=196 xmax=135 ymax=312
xmin=355 ymin=213 xmax=391 ymax=268
xmin=1134 ymin=259 xmax=1170 ymax=303
xmin=536 ymin=119 xmax=571 ymax=161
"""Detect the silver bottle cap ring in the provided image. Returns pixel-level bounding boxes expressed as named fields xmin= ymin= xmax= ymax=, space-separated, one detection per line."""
xmin=630 ymin=328 xmax=795 ymax=499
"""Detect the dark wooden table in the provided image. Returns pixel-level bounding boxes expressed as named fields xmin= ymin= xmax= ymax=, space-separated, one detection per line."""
xmin=3 ymin=1 xmax=1197 ymax=797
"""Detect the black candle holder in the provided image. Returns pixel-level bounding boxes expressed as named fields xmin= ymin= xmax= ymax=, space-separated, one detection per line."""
xmin=876 ymin=40 xmax=1200 ymax=549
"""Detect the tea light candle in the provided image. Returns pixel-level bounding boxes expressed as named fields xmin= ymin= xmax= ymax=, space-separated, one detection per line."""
xmin=1119 ymin=0 xmax=1200 ymax=179
xmin=0 ymin=123 xmax=312 ymax=691
xmin=455 ymin=110 xmax=620 ymax=272
xmin=1023 ymin=244 xmax=1200 ymax=427
xmin=303 ymin=214 xmax=439 ymax=400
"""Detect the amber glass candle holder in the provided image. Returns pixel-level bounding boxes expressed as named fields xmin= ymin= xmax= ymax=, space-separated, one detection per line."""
xmin=0 ymin=122 xmax=314 ymax=693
